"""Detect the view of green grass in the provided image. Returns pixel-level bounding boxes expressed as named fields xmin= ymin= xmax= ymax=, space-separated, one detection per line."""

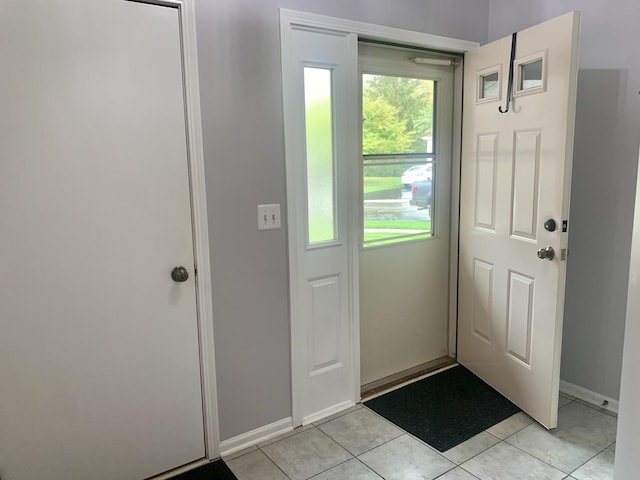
xmin=307 ymin=218 xmax=431 ymax=247
xmin=363 ymin=176 xmax=401 ymax=194
xmin=364 ymin=232 xmax=431 ymax=247
xmin=304 ymin=71 xmax=434 ymax=248
xmin=363 ymin=219 xmax=431 ymax=246
xmin=364 ymin=219 xmax=430 ymax=231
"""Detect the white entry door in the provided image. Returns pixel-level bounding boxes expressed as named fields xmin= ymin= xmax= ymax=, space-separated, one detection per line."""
xmin=0 ymin=1 xmax=206 ymax=479
xmin=458 ymin=12 xmax=580 ymax=428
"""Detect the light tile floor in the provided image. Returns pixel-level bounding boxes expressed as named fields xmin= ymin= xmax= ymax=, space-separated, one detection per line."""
xmin=224 ymin=394 xmax=617 ymax=480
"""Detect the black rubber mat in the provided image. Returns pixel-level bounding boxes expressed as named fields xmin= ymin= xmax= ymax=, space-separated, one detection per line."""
xmin=172 ymin=459 xmax=237 ymax=480
xmin=365 ymin=365 xmax=520 ymax=452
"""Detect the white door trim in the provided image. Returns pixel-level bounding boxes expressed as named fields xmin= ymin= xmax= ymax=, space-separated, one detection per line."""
xmin=280 ymin=8 xmax=478 ymax=425
xmin=136 ymin=0 xmax=220 ymax=460
xmin=448 ymin=61 xmax=465 ymax=357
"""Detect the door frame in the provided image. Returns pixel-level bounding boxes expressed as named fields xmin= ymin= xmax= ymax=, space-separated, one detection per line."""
xmin=133 ymin=0 xmax=220 ymax=463
xmin=280 ymin=8 xmax=478 ymax=424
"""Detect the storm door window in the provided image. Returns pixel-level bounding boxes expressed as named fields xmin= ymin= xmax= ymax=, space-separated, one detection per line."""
xmin=362 ymin=74 xmax=436 ymax=247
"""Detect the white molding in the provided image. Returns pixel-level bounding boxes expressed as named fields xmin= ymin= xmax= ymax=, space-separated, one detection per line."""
xmin=280 ymin=9 xmax=478 ymax=53
xmin=302 ymin=401 xmax=356 ymax=426
xmin=560 ymin=380 xmax=619 ymax=415
xmin=279 ymin=10 xmax=300 ymax=427
xmin=448 ymin=63 xmax=464 ymax=357
xmin=219 ymin=418 xmax=294 ymax=457
xmin=168 ymin=0 xmax=220 ymax=459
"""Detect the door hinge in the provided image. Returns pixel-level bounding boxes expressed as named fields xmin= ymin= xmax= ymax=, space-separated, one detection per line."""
xmin=562 ymin=220 xmax=568 ymax=232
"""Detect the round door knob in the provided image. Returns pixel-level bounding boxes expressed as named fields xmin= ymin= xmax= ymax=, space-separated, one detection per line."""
xmin=171 ymin=266 xmax=189 ymax=282
xmin=537 ymin=246 xmax=555 ymax=261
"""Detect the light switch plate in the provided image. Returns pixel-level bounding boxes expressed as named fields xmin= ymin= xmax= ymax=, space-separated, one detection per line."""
xmin=257 ymin=204 xmax=281 ymax=230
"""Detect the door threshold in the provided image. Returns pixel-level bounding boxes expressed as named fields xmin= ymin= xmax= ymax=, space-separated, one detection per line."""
xmin=361 ymin=357 xmax=457 ymax=401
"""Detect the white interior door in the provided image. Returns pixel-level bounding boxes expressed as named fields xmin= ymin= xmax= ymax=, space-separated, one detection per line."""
xmin=0 ymin=1 xmax=206 ymax=478
xmin=458 ymin=12 xmax=580 ymax=428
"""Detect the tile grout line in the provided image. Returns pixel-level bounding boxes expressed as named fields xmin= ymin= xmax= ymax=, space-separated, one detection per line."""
xmin=491 ymin=403 xmax=617 ymax=479
xmin=502 ymin=432 xmax=597 ymax=477
xmin=433 ymin=463 xmax=481 ymax=480
xmin=304 ymin=457 xmax=352 ymax=479
xmin=312 ymin=404 xmax=363 ymax=427
xmin=228 ymin=399 xmax=616 ymax=480
xmin=254 ymin=426 xmax=325 ymax=480
xmin=354 ymin=456 xmax=386 ymax=480
xmin=363 ymin=402 xmax=533 ymax=462
xmin=351 ymin=455 xmax=387 ymax=480
xmin=255 ymin=440 xmax=295 ymax=480
xmin=359 ymin=404 xmax=450 ymax=457
xmin=349 ymin=431 xmax=407 ymax=457
xmin=257 ymin=424 xmax=315 ymax=449
xmin=565 ymin=441 xmax=616 ymax=478
xmin=299 ymin=425 xmax=355 ymax=479
xmin=446 ymin=436 xmax=506 ymax=467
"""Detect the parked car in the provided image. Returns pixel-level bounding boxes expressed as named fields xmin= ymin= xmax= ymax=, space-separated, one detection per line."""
xmin=401 ymin=164 xmax=432 ymax=189
xmin=410 ymin=179 xmax=432 ymax=209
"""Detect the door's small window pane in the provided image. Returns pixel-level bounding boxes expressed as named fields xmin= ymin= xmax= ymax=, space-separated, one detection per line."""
xmin=304 ymin=67 xmax=335 ymax=244
xmin=519 ymin=59 xmax=543 ymax=90
xmin=480 ymin=72 xmax=499 ymax=99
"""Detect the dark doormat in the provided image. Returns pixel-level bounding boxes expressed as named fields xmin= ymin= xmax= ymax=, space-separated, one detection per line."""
xmin=171 ymin=459 xmax=237 ymax=480
xmin=364 ymin=365 xmax=520 ymax=452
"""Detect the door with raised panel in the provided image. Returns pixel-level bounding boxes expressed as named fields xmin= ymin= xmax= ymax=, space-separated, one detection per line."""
xmin=0 ymin=1 xmax=205 ymax=478
xmin=281 ymin=22 xmax=359 ymax=425
xmin=458 ymin=12 xmax=580 ymax=428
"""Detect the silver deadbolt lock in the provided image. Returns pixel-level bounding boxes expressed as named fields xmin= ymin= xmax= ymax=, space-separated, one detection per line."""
xmin=171 ymin=266 xmax=189 ymax=282
xmin=537 ymin=246 xmax=555 ymax=261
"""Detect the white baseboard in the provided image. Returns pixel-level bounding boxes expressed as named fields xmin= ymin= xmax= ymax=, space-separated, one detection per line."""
xmin=560 ymin=380 xmax=619 ymax=415
xmin=219 ymin=417 xmax=293 ymax=457
xmin=219 ymin=381 xmax=615 ymax=458
xmin=302 ymin=400 xmax=355 ymax=425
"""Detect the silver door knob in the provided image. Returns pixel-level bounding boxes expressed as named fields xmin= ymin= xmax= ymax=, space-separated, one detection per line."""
xmin=537 ymin=246 xmax=555 ymax=260
xmin=171 ymin=266 xmax=189 ymax=282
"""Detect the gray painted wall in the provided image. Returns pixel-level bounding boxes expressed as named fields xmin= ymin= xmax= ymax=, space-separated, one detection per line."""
xmin=193 ymin=0 xmax=490 ymax=440
xmin=489 ymin=0 xmax=640 ymax=400
xmin=196 ymin=0 xmax=640 ymax=440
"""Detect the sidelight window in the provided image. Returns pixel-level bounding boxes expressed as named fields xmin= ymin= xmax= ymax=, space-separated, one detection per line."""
xmin=304 ymin=67 xmax=336 ymax=245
